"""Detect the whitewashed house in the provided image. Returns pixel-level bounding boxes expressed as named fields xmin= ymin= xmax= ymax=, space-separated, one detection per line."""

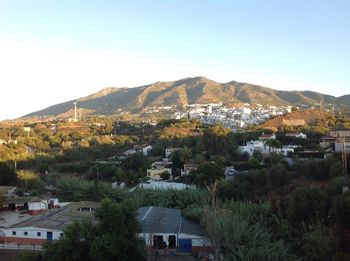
xmin=286 ymin=132 xmax=307 ymax=139
xmin=165 ymin=147 xmax=181 ymax=158
xmin=0 ymin=201 xmax=99 ymax=245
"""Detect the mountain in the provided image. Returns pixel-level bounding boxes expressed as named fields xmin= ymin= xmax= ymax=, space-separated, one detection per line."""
xmin=23 ymin=77 xmax=348 ymax=118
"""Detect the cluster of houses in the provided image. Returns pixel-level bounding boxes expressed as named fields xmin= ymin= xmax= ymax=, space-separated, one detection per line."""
xmin=238 ymin=132 xmax=305 ymax=157
xmin=0 ymin=186 xmax=60 ymax=216
xmin=2 ymin=121 xmax=349 ymax=255
xmin=146 ymin=147 xmax=199 ymax=180
xmin=172 ymin=103 xmax=293 ymax=130
xmin=239 ymin=127 xmax=350 ymax=159
xmin=0 ymin=186 xmax=210 ymax=254
xmin=321 ymin=127 xmax=350 ymax=152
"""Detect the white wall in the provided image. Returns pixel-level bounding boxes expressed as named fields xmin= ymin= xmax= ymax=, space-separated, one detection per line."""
xmin=29 ymin=201 xmax=48 ymax=211
xmin=178 ymin=233 xmax=211 ymax=247
xmin=4 ymin=227 xmax=63 ymax=240
xmin=138 ymin=232 xmax=211 ymax=247
xmin=139 ymin=232 xmax=176 ymax=247
xmin=335 ymin=142 xmax=350 ymax=152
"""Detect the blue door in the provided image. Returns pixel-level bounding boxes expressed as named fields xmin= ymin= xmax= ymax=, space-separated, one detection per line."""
xmin=178 ymin=239 xmax=192 ymax=253
xmin=47 ymin=231 xmax=53 ymax=241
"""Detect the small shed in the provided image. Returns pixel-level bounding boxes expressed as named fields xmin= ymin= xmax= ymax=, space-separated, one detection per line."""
xmin=137 ymin=206 xmax=211 ymax=254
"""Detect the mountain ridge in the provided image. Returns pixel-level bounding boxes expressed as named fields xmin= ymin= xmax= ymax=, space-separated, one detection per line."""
xmin=23 ymin=77 xmax=350 ymax=118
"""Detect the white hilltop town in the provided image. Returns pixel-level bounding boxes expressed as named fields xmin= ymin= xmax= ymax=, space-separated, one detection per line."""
xmin=171 ymin=103 xmax=293 ymax=131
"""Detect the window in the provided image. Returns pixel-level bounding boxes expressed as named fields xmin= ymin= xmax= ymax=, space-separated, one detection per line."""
xmin=37 ymin=232 xmax=41 ymax=237
xmin=24 ymin=231 xmax=28 ymax=236
xmin=12 ymin=231 xmax=16 ymax=236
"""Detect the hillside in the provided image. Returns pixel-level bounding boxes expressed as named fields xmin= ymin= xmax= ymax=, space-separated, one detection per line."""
xmin=258 ymin=109 xmax=331 ymax=130
xmin=23 ymin=77 xmax=348 ymax=118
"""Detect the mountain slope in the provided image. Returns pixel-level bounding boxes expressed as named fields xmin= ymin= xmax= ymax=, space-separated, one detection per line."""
xmin=23 ymin=77 xmax=348 ymax=118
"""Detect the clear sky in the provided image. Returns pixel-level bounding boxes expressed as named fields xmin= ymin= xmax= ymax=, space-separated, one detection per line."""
xmin=0 ymin=0 xmax=349 ymax=120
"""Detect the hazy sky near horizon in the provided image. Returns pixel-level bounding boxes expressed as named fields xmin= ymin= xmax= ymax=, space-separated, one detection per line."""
xmin=0 ymin=0 xmax=349 ymax=120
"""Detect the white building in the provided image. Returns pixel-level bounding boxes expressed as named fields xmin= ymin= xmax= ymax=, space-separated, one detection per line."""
xmin=137 ymin=206 xmax=211 ymax=254
xmin=142 ymin=145 xmax=153 ymax=156
xmin=335 ymin=141 xmax=350 ymax=153
xmin=286 ymin=132 xmax=307 ymax=139
xmin=239 ymin=140 xmax=266 ymax=156
xmin=0 ymin=201 xmax=99 ymax=245
xmin=239 ymin=140 xmax=295 ymax=156
xmin=129 ymin=180 xmax=195 ymax=191
xmin=165 ymin=147 xmax=181 ymax=158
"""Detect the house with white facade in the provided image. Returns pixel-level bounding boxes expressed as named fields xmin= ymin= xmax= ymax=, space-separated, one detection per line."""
xmin=133 ymin=144 xmax=153 ymax=156
xmin=321 ymin=127 xmax=350 ymax=152
xmin=181 ymin=162 xmax=199 ymax=176
xmin=142 ymin=145 xmax=153 ymax=156
xmin=165 ymin=147 xmax=181 ymax=158
xmin=0 ymin=201 xmax=99 ymax=245
xmin=137 ymin=206 xmax=211 ymax=254
xmin=286 ymin=132 xmax=307 ymax=139
xmin=147 ymin=159 xmax=172 ymax=180
xmin=239 ymin=140 xmax=296 ymax=156
xmin=239 ymin=140 xmax=266 ymax=155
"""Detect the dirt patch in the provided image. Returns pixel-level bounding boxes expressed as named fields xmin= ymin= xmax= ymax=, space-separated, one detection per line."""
xmin=0 ymin=249 xmax=23 ymax=261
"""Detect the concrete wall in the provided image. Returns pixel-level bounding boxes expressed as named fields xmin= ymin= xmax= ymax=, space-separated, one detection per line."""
xmin=335 ymin=142 xmax=350 ymax=152
xmin=2 ymin=227 xmax=62 ymax=244
xmin=28 ymin=202 xmax=47 ymax=211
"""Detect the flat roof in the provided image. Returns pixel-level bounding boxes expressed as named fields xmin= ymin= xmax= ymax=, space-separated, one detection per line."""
xmin=8 ymin=201 xmax=99 ymax=230
xmin=4 ymin=196 xmax=41 ymax=204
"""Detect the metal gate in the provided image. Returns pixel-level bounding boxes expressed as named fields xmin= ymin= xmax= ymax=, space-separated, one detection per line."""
xmin=178 ymin=239 xmax=192 ymax=253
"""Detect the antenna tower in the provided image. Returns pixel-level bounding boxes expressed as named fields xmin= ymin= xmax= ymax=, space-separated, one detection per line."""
xmin=73 ymin=102 xmax=78 ymax=121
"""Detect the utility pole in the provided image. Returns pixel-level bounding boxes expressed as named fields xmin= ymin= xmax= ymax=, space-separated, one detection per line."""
xmin=341 ymin=137 xmax=349 ymax=192
xmin=73 ymin=102 xmax=78 ymax=122
xmin=341 ymin=137 xmax=347 ymax=175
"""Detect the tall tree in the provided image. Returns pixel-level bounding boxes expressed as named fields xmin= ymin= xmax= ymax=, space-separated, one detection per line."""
xmin=203 ymin=124 xmax=234 ymax=156
xmin=0 ymin=162 xmax=16 ymax=185
xmin=190 ymin=161 xmax=224 ymax=187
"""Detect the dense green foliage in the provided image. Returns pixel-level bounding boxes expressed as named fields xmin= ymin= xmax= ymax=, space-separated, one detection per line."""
xmin=2 ymin=116 xmax=350 ymax=260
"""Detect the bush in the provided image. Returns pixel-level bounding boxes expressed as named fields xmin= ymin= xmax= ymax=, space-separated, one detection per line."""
xmin=0 ymin=161 xmax=16 ymax=185
xmin=287 ymin=187 xmax=327 ymax=225
xmin=16 ymin=169 xmax=43 ymax=191
xmin=332 ymin=191 xmax=350 ymax=229
xmin=267 ymin=164 xmax=292 ymax=189
xmin=57 ymin=177 xmax=125 ymax=202
xmin=202 ymin=202 xmax=296 ymax=260
xmin=301 ymin=221 xmax=337 ymax=261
